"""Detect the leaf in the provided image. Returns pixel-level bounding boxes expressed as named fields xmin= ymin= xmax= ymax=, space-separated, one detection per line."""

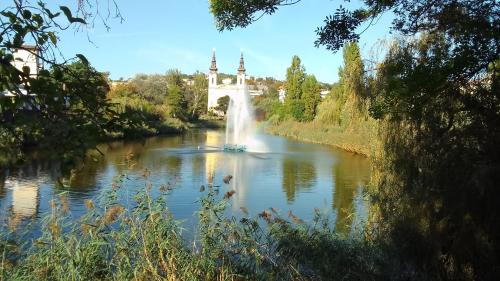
xmin=48 ymin=32 xmax=57 ymax=45
xmin=76 ymin=54 xmax=89 ymax=65
xmin=60 ymin=6 xmax=86 ymax=24
xmin=59 ymin=6 xmax=73 ymax=21
xmin=22 ymin=66 xmax=31 ymax=75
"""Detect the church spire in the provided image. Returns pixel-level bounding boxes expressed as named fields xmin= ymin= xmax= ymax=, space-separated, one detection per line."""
xmin=210 ymin=49 xmax=218 ymax=72
xmin=238 ymin=52 xmax=246 ymax=73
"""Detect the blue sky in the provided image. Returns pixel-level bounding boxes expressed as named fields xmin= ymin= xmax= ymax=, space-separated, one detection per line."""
xmin=56 ymin=0 xmax=393 ymax=83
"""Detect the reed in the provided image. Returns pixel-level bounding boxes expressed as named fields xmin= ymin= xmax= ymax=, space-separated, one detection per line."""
xmin=0 ymin=171 xmax=392 ymax=281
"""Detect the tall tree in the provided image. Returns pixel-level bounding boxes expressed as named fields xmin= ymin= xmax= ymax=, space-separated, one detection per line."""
xmin=284 ymin=55 xmax=305 ymax=101
xmin=165 ymin=84 xmax=186 ymax=120
xmin=301 ymin=74 xmax=321 ymax=121
xmin=284 ymin=55 xmax=305 ymax=120
xmin=211 ymin=0 xmax=500 ymax=278
xmin=187 ymin=71 xmax=208 ymax=120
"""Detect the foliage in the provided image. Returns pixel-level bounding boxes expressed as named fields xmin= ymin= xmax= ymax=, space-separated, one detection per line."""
xmin=0 ymin=170 xmax=394 ymax=281
xmin=165 ymin=84 xmax=187 ymax=120
xmin=284 ymin=55 xmax=305 ymax=101
xmin=0 ymin=60 xmax=122 ymax=166
xmin=186 ymin=71 xmax=208 ymax=120
xmin=129 ymin=74 xmax=168 ymax=105
xmin=370 ymin=31 xmax=500 ymax=279
xmin=0 ymin=0 xmax=122 ymax=165
xmin=215 ymin=95 xmax=230 ymax=115
xmin=301 ymin=75 xmax=321 ymax=121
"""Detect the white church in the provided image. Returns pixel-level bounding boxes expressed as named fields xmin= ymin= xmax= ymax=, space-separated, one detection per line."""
xmin=207 ymin=51 xmax=262 ymax=114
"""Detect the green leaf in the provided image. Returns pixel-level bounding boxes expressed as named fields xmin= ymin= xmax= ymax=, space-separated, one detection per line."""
xmin=48 ymin=32 xmax=57 ymax=45
xmin=22 ymin=10 xmax=32 ymax=19
xmin=76 ymin=54 xmax=89 ymax=65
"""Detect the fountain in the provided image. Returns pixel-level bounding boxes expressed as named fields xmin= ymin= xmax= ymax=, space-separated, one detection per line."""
xmin=224 ymin=86 xmax=254 ymax=152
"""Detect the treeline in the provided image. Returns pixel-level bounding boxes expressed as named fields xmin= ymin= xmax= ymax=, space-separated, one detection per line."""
xmin=259 ymin=43 xmax=378 ymax=155
xmin=107 ymin=70 xmax=210 ymax=137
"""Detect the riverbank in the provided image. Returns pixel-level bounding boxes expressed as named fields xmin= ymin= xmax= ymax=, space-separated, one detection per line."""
xmin=265 ymin=119 xmax=378 ymax=157
xmin=0 ymin=118 xmax=225 ymax=168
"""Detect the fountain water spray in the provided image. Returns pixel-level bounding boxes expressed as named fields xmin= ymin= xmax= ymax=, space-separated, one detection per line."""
xmin=224 ymin=87 xmax=254 ymax=151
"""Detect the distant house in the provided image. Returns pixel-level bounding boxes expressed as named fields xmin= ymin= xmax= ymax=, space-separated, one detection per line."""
xmin=277 ymin=86 xmax=329 ymax=103
xmin=278 ymin=86 xmax=286 ymax=103
xmin=182 ymin=78 xmax=194 ymax=86
xmin=320 ymin=89 xmax=330 ymax=99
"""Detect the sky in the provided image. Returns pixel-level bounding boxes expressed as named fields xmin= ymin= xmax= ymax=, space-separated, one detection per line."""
xmin=55 ymin=0 xmax=394 ymax=84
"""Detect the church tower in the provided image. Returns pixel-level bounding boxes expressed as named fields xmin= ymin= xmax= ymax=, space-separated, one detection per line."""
xmin=208 ymin=50 xmax=218 ymax=88
xmin=236 ymin=52 xmax=246 ymax=88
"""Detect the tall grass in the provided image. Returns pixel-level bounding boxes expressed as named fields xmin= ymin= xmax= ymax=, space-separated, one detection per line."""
xmin=0 ymin=169 xmax=392 ymax=281
xmin=266 ymin=118 xmax=378 ymax=157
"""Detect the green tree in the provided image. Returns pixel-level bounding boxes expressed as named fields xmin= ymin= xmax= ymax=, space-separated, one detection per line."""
xmin=215 ymin=95 xmax=230 ymax=115
xmin=284 ymin=55 xmax=305 ymax=101
xmin=165 ymin=84 xmax=187 ymax=120
xmin=165 ymin=69 xmax=184 ymax=88
xmin=211 ymin=1 xmax=500 ymax=278
xmin=301 ymin=74 xmax=321 ymax=121
xmin=187 ymin=71 xmax=208 ymax=120
xmin=284 ymin=55 xmax=305 ymax=120
xmin=0 ymin=1 xmax=122 ymax=164
xmin=130 ymin=74 xmax=168 ymax=105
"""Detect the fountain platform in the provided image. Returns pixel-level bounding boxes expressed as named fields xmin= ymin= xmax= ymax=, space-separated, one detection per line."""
xmin=223 ymin=144 xmax=247 ymax=152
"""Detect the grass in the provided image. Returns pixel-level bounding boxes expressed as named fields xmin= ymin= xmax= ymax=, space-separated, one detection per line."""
xmin=265 ymin=119 xmax=378 ymax=157
xmin=0 ymin=168 xmax=394 ymax=281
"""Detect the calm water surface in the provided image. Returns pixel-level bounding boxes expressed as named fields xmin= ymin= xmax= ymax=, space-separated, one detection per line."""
xmin=0 ymin=130 xmax=371 ymax=234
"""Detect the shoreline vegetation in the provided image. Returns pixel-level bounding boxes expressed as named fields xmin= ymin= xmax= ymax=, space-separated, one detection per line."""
xmin=1 ymin=1 xmax=498 ymax=279
xmin=0 ymin=169 xmax=392 ymax=281
xmin=264 ymin=120 xmax=376 ymax=157
xmin=255 ymin=43 xmax=379 ymax=158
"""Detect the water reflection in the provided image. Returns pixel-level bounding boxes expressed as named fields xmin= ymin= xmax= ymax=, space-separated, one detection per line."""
xmin=332 ymin=153 xmax=371 ymax=233
xmin=0 ymin=130 xmax=372 ymax=235
xmin=282 ymin=158 xmax=316 ymax=202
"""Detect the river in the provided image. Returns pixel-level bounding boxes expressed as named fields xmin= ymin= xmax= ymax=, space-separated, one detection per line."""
xmin=0 ymin=129 xmax=371 ymax=235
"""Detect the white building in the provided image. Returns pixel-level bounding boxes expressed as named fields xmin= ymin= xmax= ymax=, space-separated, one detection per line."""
xmin=12 ymin=45 xmax=40 ymax=77
xmin=320 ymin=89 xmax=330 ymax=99
xmin=207 ymin=51 xmax=262 ymax=114
xmin=278 ymin=86 xmax=286 ymax=103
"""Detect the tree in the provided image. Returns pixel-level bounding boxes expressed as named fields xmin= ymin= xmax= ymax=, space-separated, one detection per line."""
xmin=129 ymin=74 xmax=167 ymax=105
xmin=211 ymin=0 xmax=500 ymax=278
xmin=187 ymin=71 xmax=208 ymax=120
xmin=284 ymin=55 xmax=305 ymax=101
xmin=165 ymin=69 xmax=184 ymax=88
xmin=215 ymin=95 xmax=230 ymax=115
xmin=301 ymin=74 xmax=321 ymax=121
xmin=165 ymin=84 xmax=187 ymax=120
xmin=0 ymin=1 xmax=122 ymax=164
xmin=284 ymin=55 xmax=305 ymax=120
